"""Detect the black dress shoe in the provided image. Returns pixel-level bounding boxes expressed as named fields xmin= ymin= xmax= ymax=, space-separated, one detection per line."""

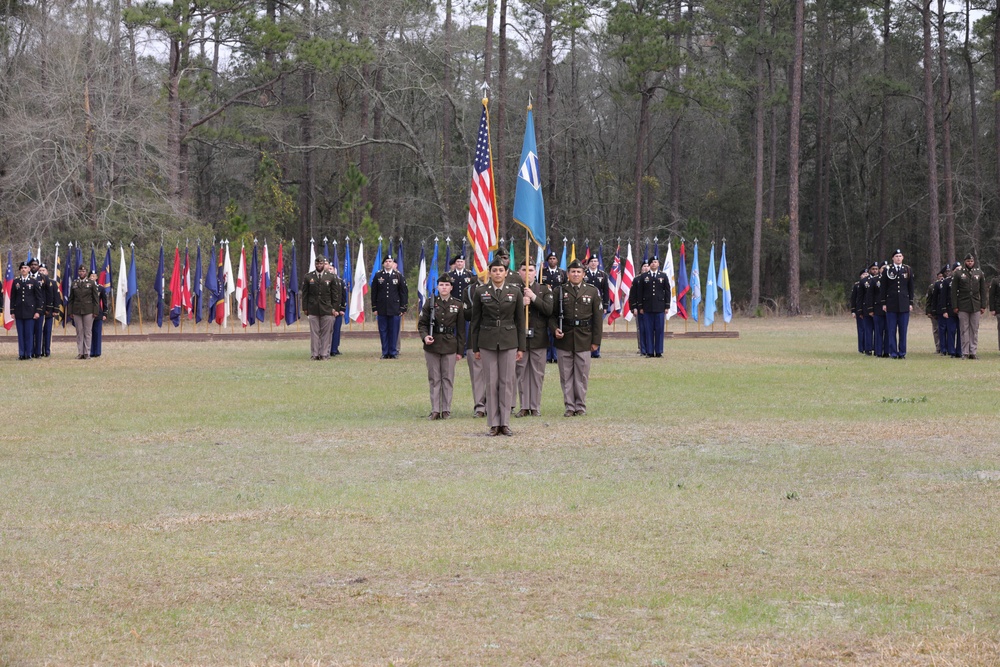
xmin=514 ymin=409 xmax=530 ymax=418
xmin=427 ymin=412 xmax=440 ymax=421
xmin=499 ymin=425 xmax=513 ymax=436
xmin=474 ymin=410 xmax=486 ymax=418
xmin=487 ymin=426 xmax=500 ymax=436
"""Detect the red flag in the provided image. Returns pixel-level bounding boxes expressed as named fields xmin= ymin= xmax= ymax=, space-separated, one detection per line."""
xmin=236 ymin=245 xmax=249 ymax=327
xmin=274 ymin=242 xmax=287 ymax=325
xmin=620 ymin=243 xmax=635 ymax=322
xmin=2 ymin=251 xmax=13 ymax=331
xmin=168 ymin=246 xmax=183 ymax=326
xmin=466 ymin=98 xmax=499 ymax=275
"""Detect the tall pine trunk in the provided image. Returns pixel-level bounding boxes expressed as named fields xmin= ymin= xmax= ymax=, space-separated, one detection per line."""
xmin=937 ymin=0 xmax=955 ymax=261
xmin=750 ymin=0 xmax=765 ymax=310
xmin=922 ymin=0 xmax=942 ymax=279
xmin=787 ymin=0 xmax=804 ymax=314
xmin=964 ymin=0 xmax=982 ymax=250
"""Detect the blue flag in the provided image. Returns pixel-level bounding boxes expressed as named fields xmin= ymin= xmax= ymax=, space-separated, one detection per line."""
xmin=343 ymin=240 xmax=353 ymax=321
xmin=512 ymin=108 xmax=546 ymax=246
xmin=248 ymin=243 xmax=258 ymax=326
xmin=719 ymin=241 xmax=732 ymax=323
xmin=597 ymin=243 xmax=604 ymax=271
xmin=690 ymin=241 xmax=702 ymax=322
xmin=331 ymin=241 xmax=340 ymax=279
xmin=560 ymin=240 xmax=567 ymax=271
xmin=286 ymin=243 xmax=299 ymax=325
xmin=428 ymin=239 xmax=439 ymax=299
xmin=90 ymin=248 xmax=97 ymax=274
xmin=369 ymin=239 xmax=383 ymax=286
xmin=194 ymin=243 xmax=203 ymax=323
xmin=155 ymin=245 xmax=165 ymax=327
xmin=126 ymin=246 xmax=138 ymax=324
xmin=205 ymin=242 xmax=220 ymax=321
xmin=101 ymin=246 xmax=113 ymax=291
xmin=704 ymin=244 xmax=717 ymax=327
xmin=397 ymin=238 xmax=405 ymax=276
xmin=443 ymin=239 xmax=451 ymax=271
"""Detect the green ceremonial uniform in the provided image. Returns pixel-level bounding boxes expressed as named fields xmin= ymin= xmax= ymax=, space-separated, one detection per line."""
xmin=471 ymin=283 xmax=527 ymax=353
xmin=951 ymin=265 xmax=987 ymax=312
xmin=67 ymin=277 xmax=101 ymax=317
xmin=549 ymin=281 xmax=603 ymax=352
xmin=524 ymin=282 xmax=554 ymax=349
xmin=418 ymin=296 xmax=466 ymax=355
xmin=301 ymin=270 xmax=340 ymax=316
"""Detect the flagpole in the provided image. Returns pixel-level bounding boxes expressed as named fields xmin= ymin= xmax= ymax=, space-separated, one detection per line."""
xmin=524 ymin=235 xmax=530 ymax=335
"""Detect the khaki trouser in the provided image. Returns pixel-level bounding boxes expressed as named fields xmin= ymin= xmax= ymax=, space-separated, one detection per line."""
xmin=308 ymin=315 xmax=334 ymax=359
xmin=557 ymin=349 xmax=592 ymax=413
xmin=425 ymin=351 xmax=457 ymax=413
xmin=930 ymin=315 xmax=940 ymax=353
xmin=74 ymin=314 xmax=94 ymax=357
xmin=958 ymin=310 xmax=981 ymax=357
xmin=479 ymin=348 xmax=517 ymax=428
xmin=468 ymin=353 xmax=486 ymax=412
xmin=516 ymin=348 xmax=547 ymax=412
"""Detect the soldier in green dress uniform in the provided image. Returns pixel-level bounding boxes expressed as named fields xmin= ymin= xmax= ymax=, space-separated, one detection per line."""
xmin=418 ymin=275 xmax=466 ymax=420
xmin=549 ymin=259 xmax=603 ymax=416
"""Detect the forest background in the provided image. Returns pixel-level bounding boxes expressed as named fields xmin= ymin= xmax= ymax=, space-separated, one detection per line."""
xmin=0 ymin=0 xmax=993 ymax=315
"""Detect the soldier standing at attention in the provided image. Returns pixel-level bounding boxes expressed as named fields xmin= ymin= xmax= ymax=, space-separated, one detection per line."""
xmin=301 ymin=256 xmax=338 ymax=360
xmin=38 ymin=264 xmax=60 ymax=357
xmin=631 ymin=259 xmax=650 ymax=355
xmin=879 ymin=249 xmax=914 ymax=359
xmin=418 ymin=275 xmax=465 ymax=420
xmin=584 ymin=255 xmax=609 ymax=358
xmin=89 ymin=270 xmax=110 ymax=358
xmin=514 ymin=261 xmax=553 ymax=418
xmin=450 ymin=254 xmax=485 ymax=417
xmin=328 ymin=263 xmax=347 ymax=357
xmin=873 ymin=262 xmax=890 ymax=357
xmin=471 ymin=257 xmax=525 ymax=436
xmin=951 ymin=253 xmax=988 ymax=359
xmin=12 ymin=261 xmax=43 ymax=360
xmin=937 ymin=264 xmax=960 ymax=358
xmin=372 ymin=255 xmax=408 ymax=359
xmin=67 ymin=264 xmax=100 ymax=360
xmin=540 ymin=251 xmax=566 ymax=363
xmin=636 ymin=256 xmax=670 ymax=357
xmin=859 ymin=265 xmax=876 ymax=355
xmin=28 ymin=258 xmax=46 ymax=357
xmin=989 ymin=272 xmax=1000 ymax=351
xmin=551 ymin=259 xmax=603 ymax=416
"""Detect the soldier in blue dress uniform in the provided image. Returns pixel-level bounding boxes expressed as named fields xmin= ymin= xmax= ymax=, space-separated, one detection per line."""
xmin=540 ymin=251 xmax=566 ymax=363
xmin=879 ymin=249 xmax=914 ymax=359
xmin=12 ymin=262 xmax=43 ymax=360
xmin=371 ymin=254 xmax=408 ymax=359
xmin=635 ymin=256 xmax=669 ymax=357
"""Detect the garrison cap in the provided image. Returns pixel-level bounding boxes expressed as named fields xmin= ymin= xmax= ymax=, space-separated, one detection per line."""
xmin=965 ymin=253 xmax=975 ymax=260
xmin=488 ymin=256 xmax=506 ymax=269
xmin=437 ymin=274 xmax=454 ymax=285
xmin=568 ymin=259 xmax=584 ymax=270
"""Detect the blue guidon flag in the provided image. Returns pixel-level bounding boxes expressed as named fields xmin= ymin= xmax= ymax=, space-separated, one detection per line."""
xmin=512 ymin=106 xmax=546 ymax=247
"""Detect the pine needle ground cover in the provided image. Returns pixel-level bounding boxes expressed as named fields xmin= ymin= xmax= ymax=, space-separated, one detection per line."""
xmin=2 ymin=318 xmax=998 ymax=665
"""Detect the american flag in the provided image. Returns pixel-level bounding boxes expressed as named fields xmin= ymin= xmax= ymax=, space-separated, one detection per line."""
xmin=467 ymin=99 xmax=498 ymax=275
xmin=621 ymin=243 xmax=636 ymax=322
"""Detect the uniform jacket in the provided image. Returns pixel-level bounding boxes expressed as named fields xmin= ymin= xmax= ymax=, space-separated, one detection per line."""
xmin=636 ymin=270 xmax=671 ymax=314
xmin=300 ymin=270 xmax=340 ymax=316
xmin=471 ymin=282 xmax=526 ymax=352
xmin=67 ymin=277 xmax=101 ymax=318
xmin=418 ymin=296 xmax=466 ymax=355
xmin=859 ymin=275 xmax=876 ymax=315
xmin=850 ymin=280 xmax=861 ymax=314
xmin=43 ymin=278 xmax=61 ymax=317
xmin=629 ymin=270 xmax=648 ymax=314
xmin=879 ymin=263 xmax=913 ymax=313
xmin=935 ymin=277 xmax=954 ymax=316
xmin=371 ymin=269 xmax=408 ymax=317
xmin=448 ymin=269 xmax=475 ymax=309
xmin=950 ymin=265 xmax=987 ymax=312
xmin=584 ymin=269 xmax=610 ymax=311
xmin=924 ymin=282 xmax=937 ymax=316
xmin=11 ymin=276 xmax=44 ymax=319
xmin=523 ymin=281 xmax=554 ymax=350
xmin=540 ymin=266 xmax=566 ymax=288
xmin=549 ymin=282 xmax=603 ymax=353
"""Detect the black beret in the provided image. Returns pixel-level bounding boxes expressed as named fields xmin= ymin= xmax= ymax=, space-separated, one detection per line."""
xmin=18 ymin=261 xmax=28 ymax=269
xmin=940 ymin=265 xmax=949 ymax=274
xmin=893 ymin=248 xmax=903 ymax=255
xmin=451 ymin=253 xmax=465 ymax=263
xmin=383 ymin=254 xmax=394 ymax=262
xmin=546 ymin=251 xmax=557 ymax=260
xmin=28 ymin=257 xmax=39 ymax=264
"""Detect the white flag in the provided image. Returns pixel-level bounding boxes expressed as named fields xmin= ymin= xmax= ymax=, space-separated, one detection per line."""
xmin=236 ymin=245 xmax=249 ymax=327
xmin=664 ymin=241 xmax=677 ymax=320
xmin=222 ymin=242 xmax=236 ymax=327
xmin=309 ymin=238 xmax=317 ymax=268
xmin=114 ymin=245 xmax=128 ymax=326
xmin=417 ymin=252 xmax=427 ymax=310
xmin=350 ymin=241 xmax=368 ymax=323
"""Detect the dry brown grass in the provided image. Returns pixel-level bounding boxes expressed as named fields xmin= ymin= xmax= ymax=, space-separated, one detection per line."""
xmin=2 ymin=317 xmax=1000 ymax=665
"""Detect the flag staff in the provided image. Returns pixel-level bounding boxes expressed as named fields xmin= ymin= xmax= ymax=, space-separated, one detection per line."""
xmin=132 ymin=242 xmax=144 ymax=335
xmin=106 ymin=241 xmax=117 ymax=335
xmin=722 ymin=236 xmax=728 ymax=332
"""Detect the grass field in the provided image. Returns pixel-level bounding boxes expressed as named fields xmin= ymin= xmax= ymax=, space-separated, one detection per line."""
xmin=2 ymin=317 xmax=999 ymax=665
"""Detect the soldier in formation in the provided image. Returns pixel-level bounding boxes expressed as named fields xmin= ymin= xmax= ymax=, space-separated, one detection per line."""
xmin=12 ymin=261 xmax=43 ymax=360
xmin=470 ymin=256 xmax=525 ymax=436
xmin=66 ymin=263 xmax=101 ymax=359
xmin=951 ymin=253 xmax=987 ymax=359
xmin=514 ymin=261 xmax=553 ymax=418
xmin=418 ymin=275 xmax=466 ymax=420
xmin=584 ymin=255 xmax=609 ymax=358
xmin=301 ymin=256 xmax=341 ymax=360
xmin=371 ymin=254 xmax=408 ymax=359
xmin=551 ymin=259 xmax=603 ymax=416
